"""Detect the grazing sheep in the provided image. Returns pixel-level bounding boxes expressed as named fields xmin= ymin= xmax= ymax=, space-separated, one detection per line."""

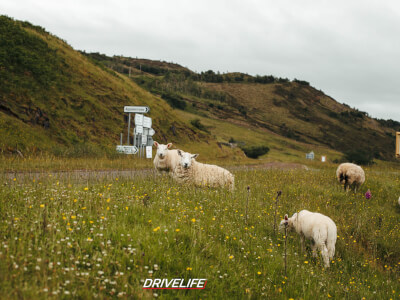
xmin=172 ymin=150 xmax=235 ymax=191
xmin=336 ymin=162 xmax=365 ymax=192
xmin=153 ymin=142 xmax=180 ymax=174
xmin=279 ymin=210 xmax=337 ymax=268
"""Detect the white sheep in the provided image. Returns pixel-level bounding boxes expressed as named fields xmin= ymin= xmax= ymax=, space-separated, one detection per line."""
xmin=172 ymin=150 xmax=235 ymax=191
xmin=279 ymin=210 xmax=337 ymax=268
xmin=153 ymin=141 xmax=180 ymax=174
xmin=336 ymin=162 xmax=365 ymax=192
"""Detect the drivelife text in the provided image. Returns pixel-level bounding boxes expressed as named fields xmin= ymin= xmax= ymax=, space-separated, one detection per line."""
xmin=142 ymin=278 xmax=207 ymax=289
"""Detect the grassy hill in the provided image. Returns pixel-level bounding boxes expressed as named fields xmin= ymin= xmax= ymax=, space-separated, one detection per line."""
xmin=0 ymin=16 xmax=237 ymax=161
xmin=86 ymin=54 xmax=400 ymax=162
xmin=1 ymin=14 xmax=399 ymax=165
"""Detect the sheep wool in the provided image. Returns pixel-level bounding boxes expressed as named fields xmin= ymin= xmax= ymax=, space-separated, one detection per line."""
xmin=173 ymin=150 xmax=235 ymax=191
xmin=280 ymin=210 xmax=337 ymax=268
xmin=153 ymin=142 xmax=180 ymax=173
xmin=336 ymin=162 xmax=365 ymax=192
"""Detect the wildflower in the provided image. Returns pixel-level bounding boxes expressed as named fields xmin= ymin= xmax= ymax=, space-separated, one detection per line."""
xmin=257 ymin=271 xmax=262 ymax=275
xmin=365 ymin=189 xmax=372 ymax=199
xmin=191 ymin=218 xmax=196 ymax=223
xmin=71 ymin=216 xmax=76 ymax=219
xmin=229 ymin=255 xmax=234 ymax=259
xmin=87 ymin=237 xmax=93 ymax=241
xmin=40 ymin=204 xmax=45 ymax=208
xmin=304 ymin=261 xmax=309 ymax=264
xmin=153 ymin=227 xmax=160 ymax=232
xmin=82 ymin=207 xmax=86 ymax=210
xmin=175 ymin=229 xmax=180 ymax=232
xmin=125 ymin=206 xmax=129 ymax=210
xmin=84 ymin=187 xmax=88 ymax=191
xmin=186 ymin=267 xmax=192 ymax=271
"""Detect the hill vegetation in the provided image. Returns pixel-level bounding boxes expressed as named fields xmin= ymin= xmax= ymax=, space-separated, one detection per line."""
xmin=1 ymin=15 xmax=399 ymax=165
xmin=85 ymin=53 xmax=399 ymax=162
xmin=0 ymin=16 xmax=233 ymax=160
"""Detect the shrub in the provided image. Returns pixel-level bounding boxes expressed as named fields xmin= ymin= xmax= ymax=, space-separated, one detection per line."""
xmin=343 ymin=149 xmax=374 ymax=165
xmin=190 ymin=119 xmax=209 ymax=133
xmin=240 ymin=145 xmax=270 ymax=159
xmin=161 ymin=92 xmax=186 ymax=110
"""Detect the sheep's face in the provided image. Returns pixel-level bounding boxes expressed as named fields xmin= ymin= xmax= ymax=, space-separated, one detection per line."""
xmin=339 ymin=172 xmax=348 ymax=185
xmin=279 ymin=213 xmax=296 ymax=233
xmin=154 ymin=141 xmax=172 ymax=159
xmin=177 ymin=150 xmax=198 ymax=169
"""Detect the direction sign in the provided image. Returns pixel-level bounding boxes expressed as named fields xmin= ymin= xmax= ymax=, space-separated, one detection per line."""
xmin=124 ymin=106 xmax=150 ymax=113
xmin=116 ymin=145 xmax=138 ymax=155
xmin=146 ymin=146 xmax=152 ymax=158
xmin=141 ymin=134 xmax=147 ymax=145
xmin=148 ymin=128 xmax=155 ymax=136
xmin=143 ymin=116 xmax=152 ymax=128
xmin=134 ymin=114 xmax=143 ymax=125
xmin=136 ymin=125 xmax=143 ymax=134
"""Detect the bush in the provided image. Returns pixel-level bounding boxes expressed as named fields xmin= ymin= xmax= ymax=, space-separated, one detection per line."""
xmin=343 ymin=149 xmax=374 ymax=165
xmin=240 ymin=145 xmax=270 ymax=159
xmin=161 ymin=92 xmax=186 ymax=110
xmin=190 ymin=119 xmax=209 ymax=133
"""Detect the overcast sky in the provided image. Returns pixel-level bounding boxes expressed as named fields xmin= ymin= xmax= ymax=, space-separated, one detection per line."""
xmin=2 ymin=0 xmax=400 ymax=121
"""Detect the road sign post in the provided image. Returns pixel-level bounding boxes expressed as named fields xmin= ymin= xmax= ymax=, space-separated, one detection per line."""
xmin=124 ymin=106 xmax=150 ymax=113
xmin=117 ymin=106 xmax=154 ymax=158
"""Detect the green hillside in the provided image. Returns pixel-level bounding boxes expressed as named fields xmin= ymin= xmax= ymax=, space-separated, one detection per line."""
xmin=87 ymin=54 xmax=400 ymax=162
xmin=1 ymin=15 xmax=399 ymax=164
xmin=0 ymin=16 xmax=234 ymax=160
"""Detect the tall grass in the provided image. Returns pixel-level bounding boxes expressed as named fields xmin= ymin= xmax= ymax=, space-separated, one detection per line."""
xmin=0 ymin=166 xmax=399 ymax=299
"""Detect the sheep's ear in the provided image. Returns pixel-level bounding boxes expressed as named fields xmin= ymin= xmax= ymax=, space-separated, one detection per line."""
xmin=177 ymin=149 xmax=182 ymax=156
xmin=284 ymin=214 xmax=289 ymax=225
xmin=167 ymin=143 xmax=173 ymax=149
xmin=192 ymin=154 xmax=199 ymax=159
xmin=153 ymin=141 xmax=159 ymax=147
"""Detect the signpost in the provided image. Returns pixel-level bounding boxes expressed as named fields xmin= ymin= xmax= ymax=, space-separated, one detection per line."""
xmin=124 ymin=106 xmax=150 ymax=113
xmin=135 ymin=113 xmax=144 ymax=125
xmin=143 ymin=116 xmax=152 ymax=128
xmin=117 ymin=106 xmax=155 ymax=158
xmin=116 ymin=145 xmax=138 ymax=155
xmin=396 ymin=132 xmax=400 ymax=158
xmin=146 ymin=146 xmax=152 ymax=158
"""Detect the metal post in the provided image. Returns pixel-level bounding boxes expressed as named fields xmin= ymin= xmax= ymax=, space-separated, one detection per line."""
xmin=120 ymin=133 xmax=123 ymax=145
xmin=138 ymin=134 xmax=141 ymax=157
xmin=127 ymin=113 xmax=131 ymax=145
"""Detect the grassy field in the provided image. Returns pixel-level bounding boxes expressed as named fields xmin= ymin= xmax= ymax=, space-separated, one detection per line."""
xmin=1 ymin=163 xmax=399 ymax=299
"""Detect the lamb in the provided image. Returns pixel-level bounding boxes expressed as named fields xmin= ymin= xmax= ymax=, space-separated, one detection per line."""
xmin=172 ymin=150 xmax=235 ymax=191
xmin=336 ymin=162 xmax=365 ymax=192
xmin=279 ymin=210 xmax=337 ymax=268
xmin=153 ymin=142 xmax=180 ymax=174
